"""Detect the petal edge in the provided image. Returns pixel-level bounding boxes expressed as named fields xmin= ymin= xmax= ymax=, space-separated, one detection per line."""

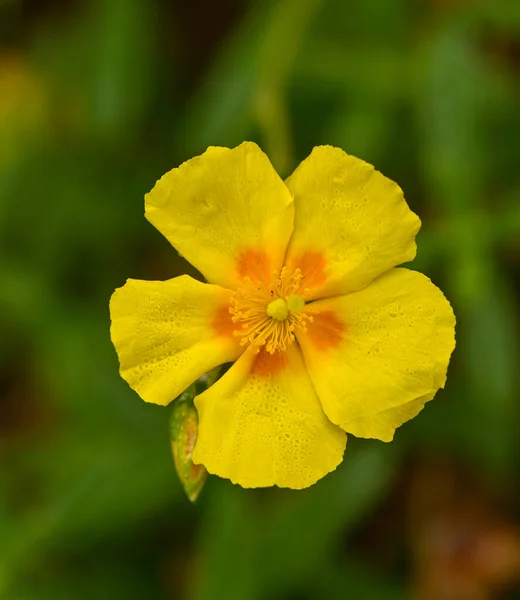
xmin=285 ymin=146 xmax=421 ymax=299
xmin=145 ymin=142 xmax=294 ymax=289
xmin=193 ymin=346 xmax=347 ymax=489
xmin=110 ymin=275 xmax=242 ymax=405
xmin=297 ymin=268 xmax=456 ymax=429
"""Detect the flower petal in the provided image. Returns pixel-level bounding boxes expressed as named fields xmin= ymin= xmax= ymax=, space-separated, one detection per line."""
xmin=284 ymin=146 xmax=421 ymax=299
xmin=345 ymin=393 xmax=434 ymax=442
xmin=297 ymin=269 xmax=455 ymax=432
xmin=145 ymin=142 xmax=294 ymax=289
xmin=110 ymin=275 xmax=242 ymax=405
xmin=193 ymin=346 xmax=347 ymax=489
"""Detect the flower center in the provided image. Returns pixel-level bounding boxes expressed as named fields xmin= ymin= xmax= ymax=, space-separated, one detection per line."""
xmin=266 ymin=298 xmax=288 ymax=321
xmin=230 ymin=267 xmax=313 ymax=354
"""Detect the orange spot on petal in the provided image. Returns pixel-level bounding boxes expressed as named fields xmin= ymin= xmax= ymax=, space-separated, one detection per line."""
xmin=251 ymin=348 xmax=288 ymax=377
xmin=305 ymin=310 xmax=345 ymax=351
xmin=236 ymin=249 xmax=271 ymax=285
xmin=212 ymin=304 xmax=236 ymax=338
xmin=289 ymin=251 xmax=327 ymax=294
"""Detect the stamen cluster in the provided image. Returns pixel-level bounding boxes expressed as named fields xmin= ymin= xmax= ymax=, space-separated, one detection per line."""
xmin=230 ymin=267 xmax=313 ymax=354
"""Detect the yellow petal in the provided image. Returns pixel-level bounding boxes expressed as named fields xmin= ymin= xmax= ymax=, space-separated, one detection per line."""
xmin=145 ymin=142 xmax=294 ymax=289
xmin=110 ymin=275 xmax=242 ymax=405
xmin=284 ymin=146 xmax=421 ymax=299
xmin=297 ymin=269 xmax=455 ymax=433
xmin=345 ymin=393 xmax=434 ymax=442
xmin=192 ymin=346 xmax=347 ymax=489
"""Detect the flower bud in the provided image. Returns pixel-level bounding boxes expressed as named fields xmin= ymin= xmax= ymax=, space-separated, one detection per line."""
xmin=169 ymin=386 xmax=207 ymax=503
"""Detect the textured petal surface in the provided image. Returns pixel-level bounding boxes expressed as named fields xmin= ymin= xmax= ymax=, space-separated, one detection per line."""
xmin=193 ymin=346 xmax=347 ymax=489
xmin=110 ymin=276 xmax=242 ymax=405
xmin=297 ymin=269 xmax=455 ymax=430
xmin=284 ymin=146 xmax=421 ymax=299
xmin=145 ymin=142 xmax=294 ymax=289
xmin=345 ymin=393 xmax=434 ymax=442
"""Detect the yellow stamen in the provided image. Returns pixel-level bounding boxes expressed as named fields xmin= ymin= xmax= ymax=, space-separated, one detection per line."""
xmin=230 ymin=267 xmax=313 ymax=354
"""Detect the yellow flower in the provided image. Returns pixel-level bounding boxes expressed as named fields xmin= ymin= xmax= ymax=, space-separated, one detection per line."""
xmin=110 ymin=142 xmax=456 ymax=490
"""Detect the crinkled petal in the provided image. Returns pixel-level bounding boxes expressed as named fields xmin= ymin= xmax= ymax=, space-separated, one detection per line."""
xmin=284 ymin=146 xmax=421 ymax=299
xmin=110 ymin=275 xmax=242 ymax=405
xmin=193 ymin=346 xmax=347 ymax=489
xmin=296 ymin=269 xmax=455 ymax=432
xmin=345 ymin=393 xmax=434 ymax=442
xmin=145 ymin=142 xmax=294 ymax=289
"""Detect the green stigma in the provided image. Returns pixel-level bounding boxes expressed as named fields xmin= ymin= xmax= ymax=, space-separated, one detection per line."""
xmin=267 ymin=298 xmax=289 ymax=321
xmin=266 ymin=295 xmax=306 ymax=321
xmin=286 ymin=295 xmax=305 ymax=313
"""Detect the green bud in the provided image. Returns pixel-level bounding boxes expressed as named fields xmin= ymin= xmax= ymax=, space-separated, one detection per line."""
xmin=169 ymin=385 xmax=207 ymax=503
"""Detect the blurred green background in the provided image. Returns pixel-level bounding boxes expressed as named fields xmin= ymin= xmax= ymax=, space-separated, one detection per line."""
xmin=2 ymin=0 xmax=520 ymax=598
